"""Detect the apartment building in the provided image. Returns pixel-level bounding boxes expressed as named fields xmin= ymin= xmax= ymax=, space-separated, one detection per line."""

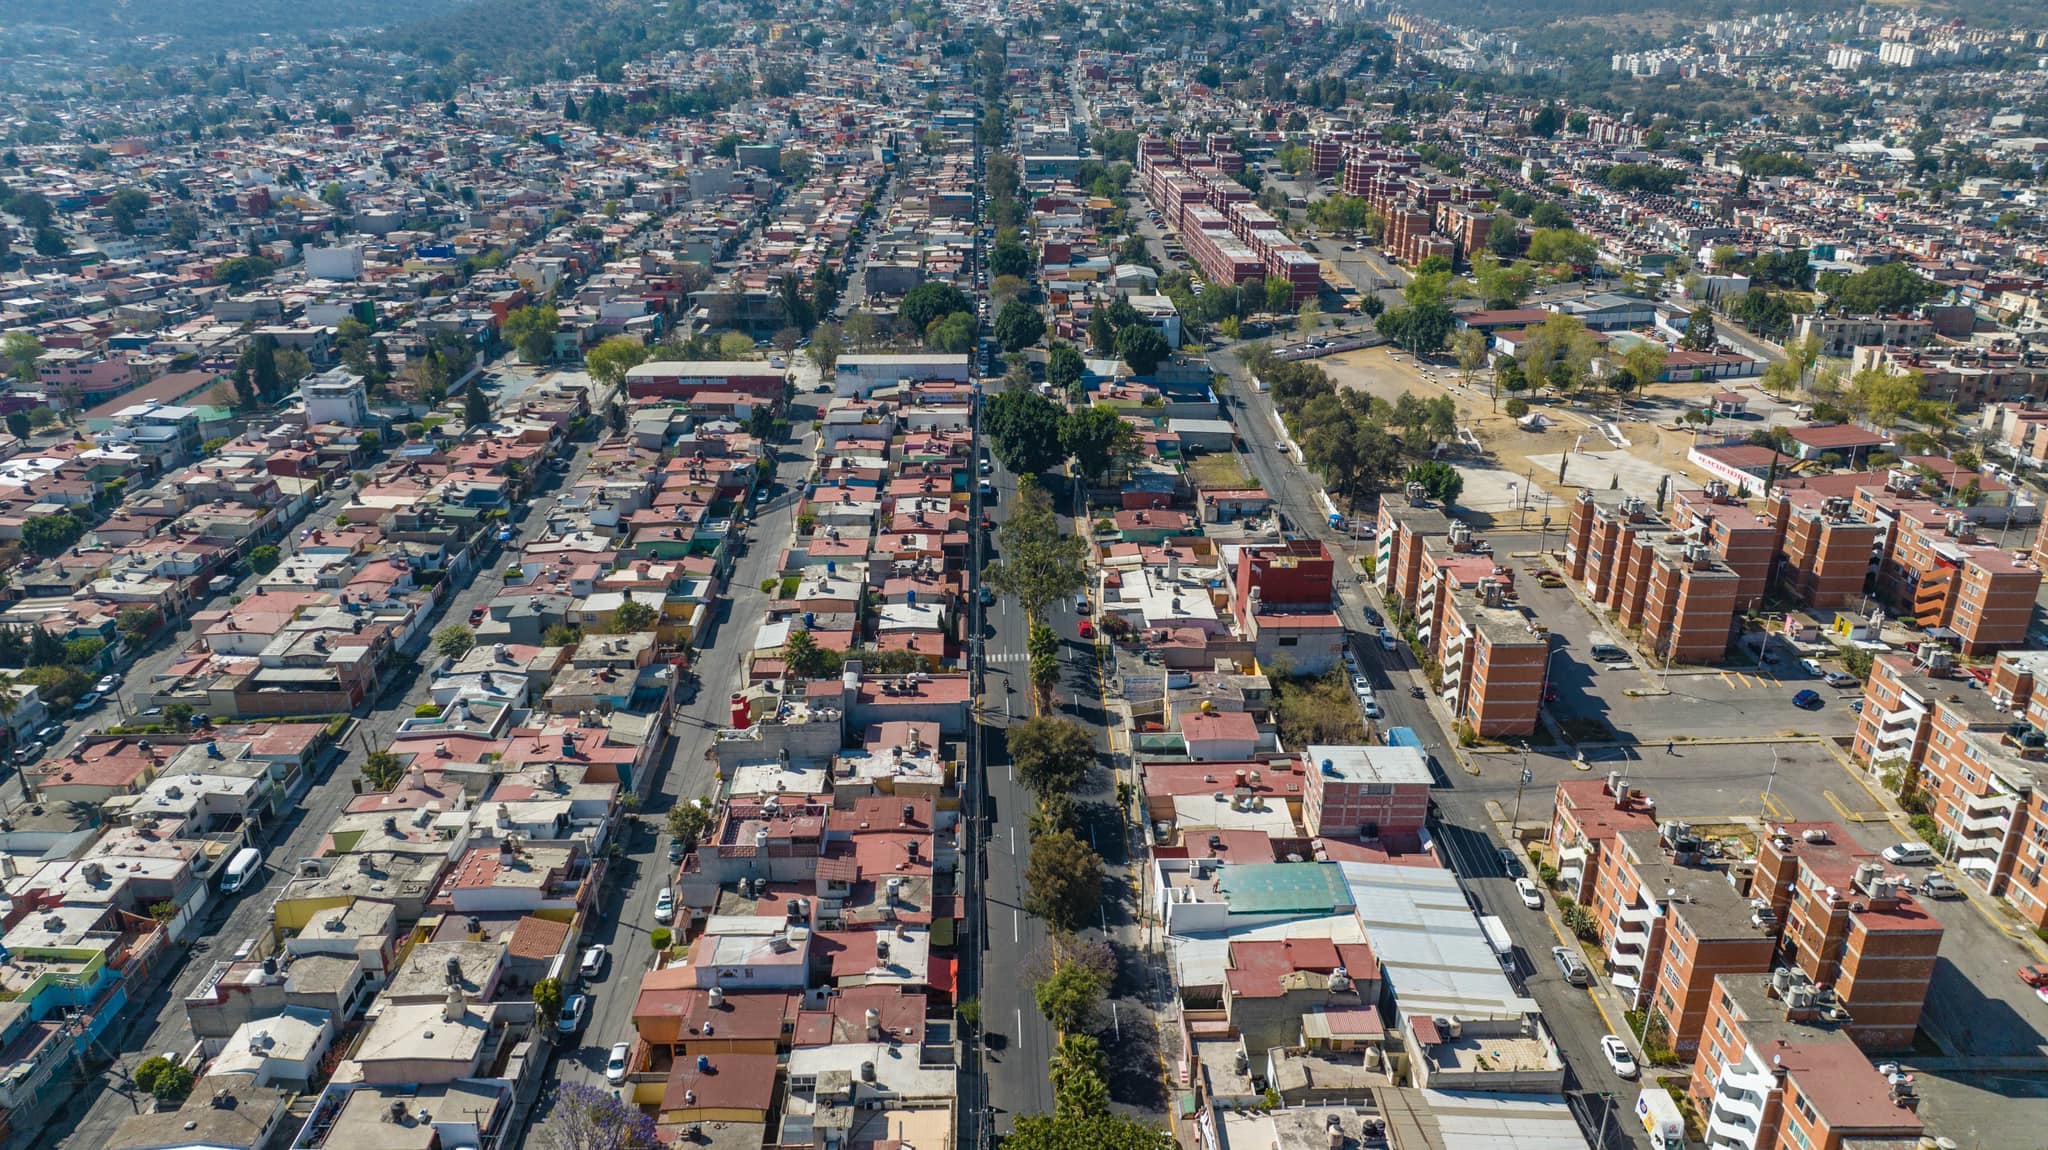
xmin=1299 ymin=743 xmax=1431 ymax=843
xmin=1849 ymin=653 xmax=1951 ymax=769
xmin=1858 ymin=494 xmax=2040 ymax=655
xmin=1548 ymin=773 xmax=1659 ymax=907
xmin=1230 ymin=539 xmax=1346 ymax=675
xmin=1436 ymin=582 xmax=1548 ymax=738
xmin=1565 ymin=488 xmax=1741 ymax=663
xmin=1689 ymin=972 xmax=1924 ymax=1150
xmin=1792 ymin=312 xmax=1934 ymax=357
xmin=1751 ymin=822 xmax=1942 ymax=1051
xmin=1772 ymin=491 xmax=1884 ymax=609
xmin=1669 ymin=486 xmax=1776 ymax=611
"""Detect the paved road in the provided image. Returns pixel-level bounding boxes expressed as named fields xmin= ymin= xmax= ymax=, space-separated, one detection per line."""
xmin=535 ymin=380 xmax=823 ymax=1104
xmin=44 ymin=382 xmax=614 ymax=1150
xmin=1213 ymin=353 xmax=1653 ymax=1150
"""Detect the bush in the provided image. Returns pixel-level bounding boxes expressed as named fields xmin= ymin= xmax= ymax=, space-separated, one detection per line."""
xmin=1538 ymin=862 xmax=1559 ymax=886
xmin=415 ymin=703 xmax=443 ymax=717
xmin=649 ymin=927 xmax=673 ymax=951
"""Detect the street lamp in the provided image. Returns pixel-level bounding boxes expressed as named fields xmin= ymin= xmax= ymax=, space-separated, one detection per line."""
xmin=1511 ymin=748 xmax=1532 ymax=832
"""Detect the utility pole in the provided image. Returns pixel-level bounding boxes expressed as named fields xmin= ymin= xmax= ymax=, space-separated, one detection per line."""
xmin=1761 ymin=746 xmax=1779 ymax=820
xmin=1511 ymin=752 xmax=1532 ymax=832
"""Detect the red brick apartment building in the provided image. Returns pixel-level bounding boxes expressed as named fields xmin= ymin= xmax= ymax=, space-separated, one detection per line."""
xmin=1548 ymin=773 xmax=1659 ymax=907
xmin=1750 ymin=822 xmax=1942 ymax=1051
xmin=1689 ymin=972 xmax=1924 ymax=1150
xmin=1853 ymin=490 xmax=2039 ymax=655
xmin=1376 ymin=493 xmax=1544 ymax=737
xmin=1853 ymin=652 xmax=2048 ymax=927
xmin=1564 ymin=489 xmax=1741 ymax=663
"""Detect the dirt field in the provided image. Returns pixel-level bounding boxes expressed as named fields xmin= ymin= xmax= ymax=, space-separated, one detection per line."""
xmin=1318 ymin=345 xmax=1776 ymax=527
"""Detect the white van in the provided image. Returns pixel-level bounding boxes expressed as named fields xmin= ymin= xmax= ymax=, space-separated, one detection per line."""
xmin=221 ymin=847 xmax=263 ymax=894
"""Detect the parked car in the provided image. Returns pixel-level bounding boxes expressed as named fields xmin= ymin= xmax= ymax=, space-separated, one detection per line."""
xmin=1882 ymin=842 xmax=1935 ymax=865
xmin=605 ymin=1042 xmax=631 ymax=1084
xmin=1497 ymin=847 xmax=1525 ymax=878
xmin=1362 ymin=698 xmax=1382 ymax=719
xmin=1552 ymin=946 xmax=1591 ymax=987
xmin=1600 ymin=1035 xmax=1638 ymax=1079
xmin=579 ymin=944 xmax=607 ymax=980
xmin=95 ymin=671 xmax=122 ymax=692
xmin=1077 ymin=620 xmax=1096 ymax=640
xmin=1589 ymin=644 xmax=1630 ymax=663
xmin=1378 ymin=628 xmax=1397 ymax=651
xmin=1801 ymin=658 xmax=1825 ymax=677
xmin=469 ymin=606 xmax=487 ymax=626
xmin=73 ymin=692 xmax=102 ymax=714
xmin=1516 ymin=877 xmax=1543 ymax=909
xmin=1849 ymin=700 xmax=1865 ymax=714
xmin=1363 ymin=607 xmax=1383 ymax=627
xmin=654 ymin=887 xmax=676 ymax=923
xmin=12 ymin=741 xmax=43 ymax=764
xmin=1824 ymin=671 xmax=1860 ymax=689
xmin=979 ymin=586 xmax=995 ymax=606
xmin=669 ymin=839 xmax=686 ymax=864
xmin=1343 ymin=649 xmax=1359 ymax=672
xmin=557 ymin=993 xmax=588 ymax=1035
xmin=1919 ymin=875 xmax=1961 ymax=900
xmin=2019 ymin=964 xmax=2048 ymax=988
xmin=1791 ymin=689 xmax=1824 ymax=710
xmin=1351 ymin=674 xmax=1373 ymax=696
xmin=33 ymin=722 xmax=61 ymax=745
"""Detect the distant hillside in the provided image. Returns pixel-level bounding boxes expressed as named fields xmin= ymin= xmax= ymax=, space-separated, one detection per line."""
xmin=0 ymin=0 xmax=469 ymax=43
xmin=1397 ymin=0 xmax=2046 ymax=31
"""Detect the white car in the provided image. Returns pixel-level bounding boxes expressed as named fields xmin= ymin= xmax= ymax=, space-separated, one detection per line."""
xmin=1600 ymin=1035 xmax=1638 ymax=1079
xmin=1801 ymin=658 xmax=1825 ymax=677
xmin=1362 ymin=698 xmax=1382 ymax=719
xmin=1516 ymin=877 xmax=1543 ymax=909
xmin=578 ymin=944 xmax=607 ymax=980
xmin=605 ymin=1041 xmax=631 ymax=1084
xmin=654 ymin=887 xmax=676 ymax=924
xmin=1378 ymin=628 xmax=1397 ymax=651
xmin=1882 ymin=842 xmax=1934 ymax=865
xmin=1351 ymin=674 xmax=1373 ymax=696
xmin=1342 ymin=649 xmax=1359 ymax=672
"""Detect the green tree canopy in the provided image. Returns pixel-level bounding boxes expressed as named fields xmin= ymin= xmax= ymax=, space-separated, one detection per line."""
xmin=1009 ymin=716 xmax=1096 ymax=797
xmin=584 ymin=334 xmax=649 ymax=390
xmin=1115 ymin=324 xmax=1170 ymax=375
xmin=1061 ymin=405 xmax=1138 ymax=483
xmin=900 ymin=282 xmax=971 ymax=334
xmin=1024 ymin=828 xmax=1104 ymax=932
xmin=985 ymin=388 xmax=1068 ymax=475
xmin=994 ymin=300 xmax=1047 ymax=352
xmin=984 ymin=479 xmax=1088 ymax=619
xmin=503 ymin=304 xmax=560 ymax=364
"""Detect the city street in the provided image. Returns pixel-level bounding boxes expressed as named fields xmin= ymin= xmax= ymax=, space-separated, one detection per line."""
xmin=46 ymin=379 xmax=615 ymax=1150
xmin=1213 ymin=351 xmax=1654 ymax=1149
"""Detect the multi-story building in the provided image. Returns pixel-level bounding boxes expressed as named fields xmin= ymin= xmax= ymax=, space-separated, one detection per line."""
xmin=1436 ymin=582 xmax=1548 ymax=738
xmin=1772 ymin=491 xmax=1884 ymax=609
xmin=1565 ymin=488 xmax=1741 ymax=663
xmin=1549 ymin=773 xmax=1659 ymax=907
xmin=1230 ymin=539 xmax=1346 ymax=675
xmin=1751 ymin=822 xmax=1942 ymax=1051
xmin=1689 ymin=971 xmax=1924 ymax=1150
xmin=1299 ymin=743 xmax=1431 ymax=843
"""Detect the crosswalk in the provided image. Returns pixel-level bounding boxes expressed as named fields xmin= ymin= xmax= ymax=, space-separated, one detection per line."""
xmin=986 ymin=651 xmax=1033 ymax=665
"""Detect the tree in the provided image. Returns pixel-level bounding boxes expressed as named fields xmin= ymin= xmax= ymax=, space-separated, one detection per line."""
xmin=3 ymin=412 xmax=25 ymax=440
xmin=1115 ymin=324 xmax=1170 ymax=375
xmin=985 ymin=389 xmax=1068 ymax=476
xmin=1049 ymin=1033 xmax=1109 ymax=1117
xmin=1474 ymin=258 xmax=1533 ymax=309
xmin=1010 ymin=716 xmax=1096 ymax=797
xmin=465 ymin=380 xmax=493 ymax=427
xmin=1679 ymin=305 xmax=1718 ymax=352
xmin=150 ymin=1063 xmax=195 ymax=1105
xmin=1516 ymin=313 xmax=1598 ymax=393
xmin=926 ymin=311 xmax=977 ymax=353
xmin=1821 ymin=262 xmax=1937 ymax=315
xmin=117 ymin=605 xmax=162 ymax=645
xmin=1046 ymin=342 xmax=1084 ymax=393
xmin=21 ymin=514 xmax=82 ymax=556
xmin=1405 ymin=461 xmax=1463 ymax=504
xmin=995 ymin=301 xmax=1047 ymax=353
xmin=532 ymin=976 xmax=563 ymax=1024
xmin=1529 ymin=104 xmax=1563 ymax=137
xmin=1024 ymin=829 xmax=1103 ymax=932
xmin=717 ymin=332 xmax=756 ymax=359
xmin=612 ymin=600 xmax=658 ymax=633
xmin=1004 ymin=1113 xmax=1177 ymax=1150
xmin=244 ymin=333 xmax=282 ymax=399
xmin=133 ymin=1055 xmax=174 ymax=1095
xmin=1034 ymin=960 xmax=1107 ymax=1034
xmin=1 ymin=331 xmax=43 ymax=382
xmin=1062 ymin=406 xmax=1138 ymax=483
xmin=984 ymin=480 xmax=1089 ymax=620
xmin=585 ymin=335 xmax=648 ymax=390
xmin=1847 ymin=366 xmax=1923 ymax=430
xmin=434 ymin=624 xmax=476 ymax=659
xmin=1375 ymin=303 xmax=1454 ymax=357
xmin=1453 ymin=329 xmax=1489 ymax=390
xmin=991 ymin=240 xmax=1035 ymax=279
xmin=537 ymin=1081 xmax=658 ymax=1150
xmin=784 ymin=629 xmax=829 ymax=678
xmin=1623 ymin=343 xmax=1668 ymax=394
xmin=901 ymin=282 xmax=971 ymax=334
xmin=362 ymin=749 xmax=405 ymax=790
xmin=668 ymin=797 xmax=714 ymax=848
xmin=275 ymin=347 xmax=313 ymax=387
xmin=105 ymin=186 xmax=148 ymax=236
xmin=807 ymin=323 xmax=843 ymax=374
xmin=503 ymin=304 xmax=560 ymax=364
xmin=1527 ymin=227 xmax=1598 ymax=269
xmin=248 ymin=544 xmax=281 ymax=574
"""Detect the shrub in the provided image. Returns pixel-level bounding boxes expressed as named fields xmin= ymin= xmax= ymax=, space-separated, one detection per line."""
xmin=650 ymin=927 xmax=673 ymax=951
xmin=415 ymin=703 xmax=443 ymax=718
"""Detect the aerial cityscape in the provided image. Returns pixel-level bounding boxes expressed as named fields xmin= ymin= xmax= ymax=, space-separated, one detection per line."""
xmin=6 ymin=0 xmax=2048 ymax=1149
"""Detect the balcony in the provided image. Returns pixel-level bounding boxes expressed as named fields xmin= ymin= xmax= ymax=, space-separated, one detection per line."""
xmin=1959 ymin=808 xmax=2012 ymax=835
xmin=1707 ymin=1110 xmax=1763 ymax=1150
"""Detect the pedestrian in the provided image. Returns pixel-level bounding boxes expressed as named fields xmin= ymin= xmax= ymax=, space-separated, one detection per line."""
xmin=1666 ymin=739 xmax=1674 ymax=755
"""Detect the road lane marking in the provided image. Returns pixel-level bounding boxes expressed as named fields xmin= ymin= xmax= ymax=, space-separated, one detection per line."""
xmin=1013 ymin=910 xmax=1020 ymax=943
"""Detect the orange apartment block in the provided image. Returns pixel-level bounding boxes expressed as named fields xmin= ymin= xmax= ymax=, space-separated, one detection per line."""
xmin=1670 ymin=486 xmax=1777 ymax=611
xmin=1860 ymin=495 xmax=2040 ymax=655
xmin=1566 ymin=489 xmax=1740 ymax=663
xmin=1548 ymin=773 xmax=1658 ymax=907
xmin=1914 ymin=693 xmax=2044 ymax=911
xmin=1436 ymin=583 xmax=1548 ymax=739
xmin=1849 ymin=653 xmax=1948 ymax=769
xmin=1582 ymin=822 xmax=1773 ymax=1039
xmin=1751 ymin=822 xmax=1941 ymax=1052
xmin=1375 ymin=492 xmax=1453 ymax=610
xmin=1772 ymin=491 xmax=1884 ymax=609
xmin=1689 ymin=972 xmax=1924 ymax=1150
